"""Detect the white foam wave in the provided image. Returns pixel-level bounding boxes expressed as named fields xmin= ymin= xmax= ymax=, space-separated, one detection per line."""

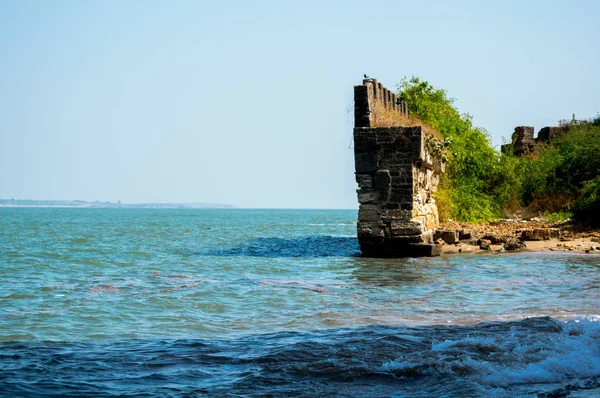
xmin=382 ymin=317 xmax=600 ymax=395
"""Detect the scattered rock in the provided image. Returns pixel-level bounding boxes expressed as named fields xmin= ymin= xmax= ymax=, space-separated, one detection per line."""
xmin=462 ymin=238 xmax=479 ymax=246
xmin=504 ymin=238 xmax=526 ymax=251
xmin=459 ymin=229 xmax=478 ymax=240
xmin=478 ymin=239 xmax=492 ymax=251
xmin=519 ymin=228 xmax=560 ymax=241
xmin=482 ymin=233 xmax=507 ymax=244
xmin=434 ymin=229 xmax=459 ymax=245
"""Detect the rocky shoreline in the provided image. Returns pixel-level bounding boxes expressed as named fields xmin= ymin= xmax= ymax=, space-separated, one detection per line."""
xmin=436 ymin=220 xmax=600 ymax=255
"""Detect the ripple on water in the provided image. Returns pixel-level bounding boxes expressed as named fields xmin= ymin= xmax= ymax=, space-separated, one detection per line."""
xmin=1 ymin=209 xmax=599 ymax=396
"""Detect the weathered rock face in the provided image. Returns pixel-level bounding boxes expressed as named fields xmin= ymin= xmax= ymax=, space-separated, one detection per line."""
xmin=353 ymin=79 xmax=444 ymax=257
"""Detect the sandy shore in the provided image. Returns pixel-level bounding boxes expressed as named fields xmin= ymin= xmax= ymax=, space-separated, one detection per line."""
xmin=437 ymin=220 xmax=600 ymax=255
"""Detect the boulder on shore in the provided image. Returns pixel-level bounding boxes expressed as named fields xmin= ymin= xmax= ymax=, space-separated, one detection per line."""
xmin=482 ymin=232 xmax=508 ymax=244
xmin=478 ymin=239 xmax=491 ymax=251
xmin=459 ymin=229 xmax=478 ymax=240
xmin=518 ymin=228 xmax=561 ymax=241
xmin=434 ymin=229 xmax=459 ymax=244
xmin=504 ymin=238 xmax=527 ymax=251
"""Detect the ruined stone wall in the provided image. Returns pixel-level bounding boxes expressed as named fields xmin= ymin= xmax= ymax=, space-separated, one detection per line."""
xmin=536 ymin=126 xmax=569 ymax=144
xmin=354 ymin=78 xmax=408 ymax=128
xmin=501 ymin=125 xmax=570 ymax=156
xmin=353 ymin=79 xmax=443 ymax=257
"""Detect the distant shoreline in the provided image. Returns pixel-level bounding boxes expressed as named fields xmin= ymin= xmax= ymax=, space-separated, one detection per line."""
xmin=0 ymin=200 xmax=235 ymax=209
xmin=0 ymin=205 xmax=235 ymax=209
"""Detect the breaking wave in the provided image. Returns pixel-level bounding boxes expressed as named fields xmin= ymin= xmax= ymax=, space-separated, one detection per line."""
xmin=1 ymin=317 xmax=599 ymax=397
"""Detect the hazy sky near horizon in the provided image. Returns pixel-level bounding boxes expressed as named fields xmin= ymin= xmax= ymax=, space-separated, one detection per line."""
xmin=1 ymin=0 xmax=598 ymax=208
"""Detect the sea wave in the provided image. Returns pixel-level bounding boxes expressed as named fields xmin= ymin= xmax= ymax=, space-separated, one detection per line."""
xmin=1 ymin=317 xmax=599 ymax=397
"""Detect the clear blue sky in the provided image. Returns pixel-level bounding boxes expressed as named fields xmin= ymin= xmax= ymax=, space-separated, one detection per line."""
xmin=1 ymin=0 xmax=598 ymax=208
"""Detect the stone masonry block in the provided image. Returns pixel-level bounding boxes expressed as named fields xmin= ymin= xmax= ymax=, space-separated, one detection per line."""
xmin=355 ymin=152 xmax=378 ymax=173
xmin=434 ymin=229 xmax=459 ymax=244
xmin=358 ymin=204 xmax=378 ymax=221
xmin=353 ymin=129 xmax=377 ymax=150
xmin=357 ymin=190 xmax=377 ymax=204
xmin=390 ymin=220 xmax=424 ymax=236
xmin=373 ymin=169 xmax=391 ymax=196
xmin=355 ymin=174 xmax=373 ymax=189
xmin=357 ymin=221 xmax=385 ymax=239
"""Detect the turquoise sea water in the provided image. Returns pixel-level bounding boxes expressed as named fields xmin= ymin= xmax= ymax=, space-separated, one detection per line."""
xmin=1 ymin=208 xmax=599 ymax=397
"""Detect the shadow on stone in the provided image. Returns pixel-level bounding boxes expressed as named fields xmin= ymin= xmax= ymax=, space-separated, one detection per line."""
xmin=205 ymin=236 xmax=361 ymax=258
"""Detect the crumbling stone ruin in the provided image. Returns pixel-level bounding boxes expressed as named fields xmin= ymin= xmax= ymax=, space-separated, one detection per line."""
xmin=501 ymin=125 xmax=569 ymax=156
xmin=353 ymin=78 xmax=444 ymax=257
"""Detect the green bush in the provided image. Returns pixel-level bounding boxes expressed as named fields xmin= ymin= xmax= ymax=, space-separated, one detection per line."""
xmin=552 ymin=124 xmax=600 ymax=190
xmin=518 ymin=123 xmax=600 ymax=212
xmin=397 ymin=76 xmax=600 ymax=223
xmin=544 ymin=211 xmax=572 ymax=223
xmin=572 ymin=177 xmax=600 ymax=225
xmin=398 ymin=77 xmax=519 ymax=221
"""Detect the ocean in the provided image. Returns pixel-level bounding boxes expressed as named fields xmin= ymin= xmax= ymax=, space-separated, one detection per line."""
xmin=0 ymin=208 xmax=599 ymax=397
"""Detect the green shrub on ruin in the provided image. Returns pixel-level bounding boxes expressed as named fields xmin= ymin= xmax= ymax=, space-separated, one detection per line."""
xmin=398 ymin=77 xmax=516 ymax=221
xmin=518 ymin=122 xmax=600 ymax=213
xmin=397 ymin=77 xmax=600 ymax=223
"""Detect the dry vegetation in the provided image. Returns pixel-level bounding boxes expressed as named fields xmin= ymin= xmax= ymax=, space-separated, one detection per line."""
xmin=370 ymin=101 xmax=442 ymax=140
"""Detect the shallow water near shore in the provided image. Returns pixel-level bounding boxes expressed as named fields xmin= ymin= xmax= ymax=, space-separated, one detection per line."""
xmin=1 ymin=208 xmax=599 ymax=397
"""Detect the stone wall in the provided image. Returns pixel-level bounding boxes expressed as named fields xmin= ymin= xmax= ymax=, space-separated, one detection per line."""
xmin=353 ymin=79 xmax=443 ymax=257
xmin=501 ymin=125 xmax=570 ymax=156
xmin=354 ymin=78 xmax=408 ymax=128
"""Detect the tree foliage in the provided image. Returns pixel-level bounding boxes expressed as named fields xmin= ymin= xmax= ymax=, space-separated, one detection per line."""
xmin=572 ymin=176 xmax=600 ymax=225
xmin=398 ymin=77 xmax=508 ymax=221
xmin=521 ymin=123 xmax=600 ymax=217
xmin=397 ymin=76 xmax=600 ymax=223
